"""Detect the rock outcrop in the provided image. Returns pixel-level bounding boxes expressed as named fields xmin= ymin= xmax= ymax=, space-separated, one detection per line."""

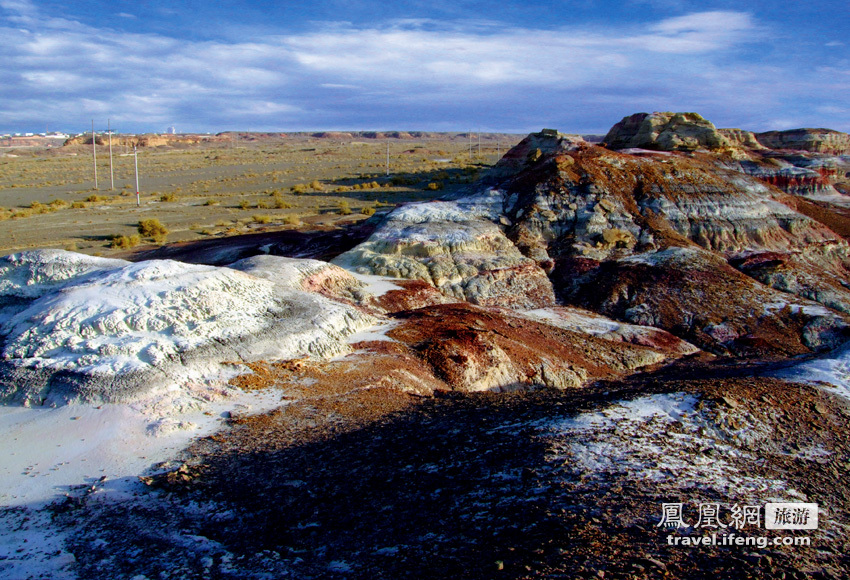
xmin=603 ymin=112 xmax=731 ymax=151
xmin=557 ymin=247 xmax=848 ymax=356
xmin=718 ymin=128 xmax=767 ymax=150
xmin=755 ymin=128 xmax=850 ymax=155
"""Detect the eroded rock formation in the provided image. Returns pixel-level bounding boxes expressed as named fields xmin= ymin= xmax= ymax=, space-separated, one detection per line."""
xmin=603 ymin=112 xmax=731 ymax=151
xmin=337 ymin=121 xmax=850 ymax=356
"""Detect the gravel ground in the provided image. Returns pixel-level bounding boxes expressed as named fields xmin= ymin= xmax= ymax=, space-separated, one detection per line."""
xmin=27 ymin=363 xmax=850 ymax=580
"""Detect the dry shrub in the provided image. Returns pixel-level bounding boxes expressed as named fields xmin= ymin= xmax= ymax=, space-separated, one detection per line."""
xmin=110 ymin=234 xmax=141 ymax=249
xmin=138 ymin=218 xmax=169 ymax=243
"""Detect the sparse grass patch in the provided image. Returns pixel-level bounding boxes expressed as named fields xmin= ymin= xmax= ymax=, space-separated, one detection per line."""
xmin=282 ymin=214 xmax=301 ymax=226
xmin=203 ymin=199 xmax=219 ymax=206
xmin=160 ymin=192 xmax=177 ymax=202
xmin=71 ymin=201 xmax=87 ymax=209
xmin=361 ymin=206 xmax=376 ymax=216
xmin=239 ymin=200 xmax=253 ymax=210
xmin=252 ymin=214 xmax=272 ymax=224
xmin=273 ymin=195 xmax=292 ymax=209
xmin=337 ymin=201 xmax=352 ymax=215
xmin=86 ymin=194 xmax=106 ymax=202
xmin=291 ymin=184 xmax=309 ymax=195
xmin=425 ymin=182 xmax=443 ymax=191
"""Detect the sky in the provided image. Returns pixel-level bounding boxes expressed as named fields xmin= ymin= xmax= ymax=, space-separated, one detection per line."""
xmin=0 ymin=0 xmax=848 ymax=135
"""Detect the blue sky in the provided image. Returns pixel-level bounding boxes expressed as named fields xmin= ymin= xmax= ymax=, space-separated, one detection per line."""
xmin=1 ymin=0 xmax=847 ymax=134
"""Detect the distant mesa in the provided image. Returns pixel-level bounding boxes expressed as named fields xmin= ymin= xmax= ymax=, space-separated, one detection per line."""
xmin=311 ymin=131 xmax=354 ymax=139
xmin=754 ymin=128 xmax=850 ymax=155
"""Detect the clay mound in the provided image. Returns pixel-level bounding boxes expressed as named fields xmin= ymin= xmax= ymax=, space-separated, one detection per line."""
xmin=228 ymin=255 xmax=366 ymax=302
xmin=521 ymin=306 xmax=699 ymax=356
xmin=558 ymin=247 xmax=849 ymax=356
xmin=603 ymin=112 xmax=731 ymax=151
xmin=730 ymin=250 xmax=850 ymax=315
xmin=387 ymin=303 xmax=672 ymax=392
xmin=333 ymin=193 xmax=556 ymax=309
xmin=0 ymin=252 xmax=375 ymax=405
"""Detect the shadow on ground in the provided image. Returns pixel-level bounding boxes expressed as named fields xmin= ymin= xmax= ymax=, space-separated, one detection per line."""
xmin=51 ymin=380 xmax=848 ymax=579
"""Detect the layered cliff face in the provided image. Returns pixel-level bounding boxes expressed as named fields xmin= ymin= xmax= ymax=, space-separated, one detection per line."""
xmin=338 ymin=125 xmax=850 ymax=356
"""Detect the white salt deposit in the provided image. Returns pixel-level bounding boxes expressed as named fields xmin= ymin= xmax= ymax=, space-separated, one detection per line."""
xmin=0 ymin=251 xmax=375 ymax=405
xmin=773 ymin=341 xmax=850 ymax=401
xmin=0 ymin=249 xmax=127 ymax=304
xmin=0 ymin=377 xmax=284 ymax=507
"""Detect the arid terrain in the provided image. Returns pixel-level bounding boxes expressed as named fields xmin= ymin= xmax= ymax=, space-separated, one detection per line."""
xmin=0 ymin=132 xmax=511 ymax=256
xmin=2 ymin=114 xmax=850 ymax=580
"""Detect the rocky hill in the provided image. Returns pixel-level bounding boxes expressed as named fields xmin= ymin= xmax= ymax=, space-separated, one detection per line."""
xmin=337 ymin=121 xmax=850 ymax=357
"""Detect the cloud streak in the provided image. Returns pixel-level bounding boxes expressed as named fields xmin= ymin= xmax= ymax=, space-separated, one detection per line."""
xmin=0 ymin=2 xmax=846 ymax=133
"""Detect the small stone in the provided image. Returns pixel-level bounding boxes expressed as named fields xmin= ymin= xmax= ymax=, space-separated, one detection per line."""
xmin=721 ymin=396 xmax=738 ymax=408
xmin=495 ymin=561 xmax=505 ymax=571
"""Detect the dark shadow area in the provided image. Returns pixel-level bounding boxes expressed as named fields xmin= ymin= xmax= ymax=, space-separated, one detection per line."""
xmin=51 ymin=384 xmax=845 ymax=580
xmin=122 ymin=218 xmax=379 ymax=265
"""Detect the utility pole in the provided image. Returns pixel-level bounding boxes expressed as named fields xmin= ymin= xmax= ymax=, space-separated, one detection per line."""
xmin=92 ymin=119 xmax=98 ymax=189
xmin=386 ymin=142 xmax=390 ymax=176
xmin=477 ymin=132 xmax=481 ymax=159
xmin=134 ymin=146 xmax=140 ymax=207
xmin=108 ymin=119 xmax=114 ymax=191
xmin=468 ymin=131 xmax=472 ymax=160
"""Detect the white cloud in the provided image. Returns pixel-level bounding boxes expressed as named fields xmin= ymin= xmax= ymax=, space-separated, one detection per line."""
xmin=0 ymin=4 xmax=845 ymax=133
